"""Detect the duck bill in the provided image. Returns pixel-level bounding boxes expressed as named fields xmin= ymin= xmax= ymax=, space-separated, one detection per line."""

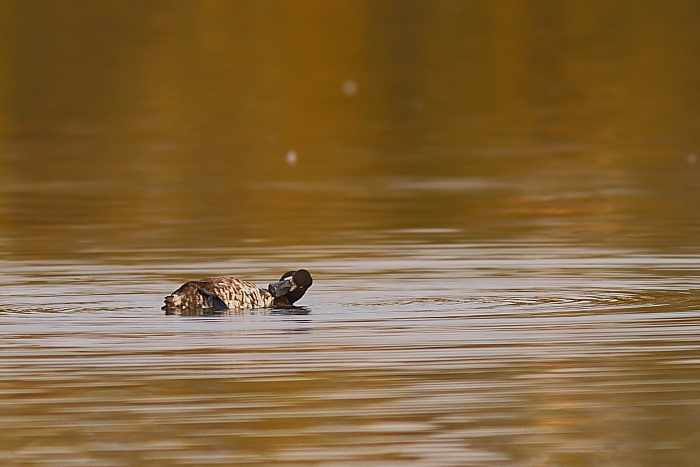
xmin=268 ymin=278 xmax=296 ymax=297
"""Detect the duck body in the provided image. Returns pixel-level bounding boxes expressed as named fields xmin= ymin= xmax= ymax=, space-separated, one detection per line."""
xmin=162 ymin=269 xmax=312 ymax=313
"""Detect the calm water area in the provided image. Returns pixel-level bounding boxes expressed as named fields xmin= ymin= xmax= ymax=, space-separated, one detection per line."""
xmin=1 ymin=2 xmax=700 ymax=466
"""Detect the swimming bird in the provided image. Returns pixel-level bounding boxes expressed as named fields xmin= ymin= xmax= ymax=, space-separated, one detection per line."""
xmin=162 ymin=269 xmax=313 ymax=313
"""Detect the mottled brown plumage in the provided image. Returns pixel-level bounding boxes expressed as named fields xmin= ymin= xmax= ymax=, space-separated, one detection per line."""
xmin=162 ymin=270 xmax=312 ymax=313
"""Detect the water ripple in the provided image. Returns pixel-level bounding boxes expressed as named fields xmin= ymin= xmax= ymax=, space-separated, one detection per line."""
xmin=1 ymin=244 xmax=699 ymax=465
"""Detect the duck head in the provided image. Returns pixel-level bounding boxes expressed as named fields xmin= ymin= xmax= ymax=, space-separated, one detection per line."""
xmin=268 ymin=269 xmax=313 ymax=305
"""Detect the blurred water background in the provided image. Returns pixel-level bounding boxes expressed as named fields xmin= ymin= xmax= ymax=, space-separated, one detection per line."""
xmin=1 ymin=1 xmax=700 ymax=466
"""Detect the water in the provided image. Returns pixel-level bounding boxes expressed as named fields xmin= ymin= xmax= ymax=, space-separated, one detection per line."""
xmin=2 ymin=245 xmax=700 ymax=465
xmin=1 ymin=2 xmax=700 ymax=466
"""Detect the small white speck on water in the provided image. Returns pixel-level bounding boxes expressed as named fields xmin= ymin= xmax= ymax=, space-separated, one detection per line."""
xmin=687 ymin=153 xmax=697 ymax=164
xmin=342 ymin=79 xmax=357 ymax=96
xmin=286 ymin=150 xmax=297 ymax=165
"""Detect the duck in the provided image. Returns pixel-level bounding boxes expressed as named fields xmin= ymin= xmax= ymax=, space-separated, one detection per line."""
xmin=162 ymin=269 xmax=313 ymax=312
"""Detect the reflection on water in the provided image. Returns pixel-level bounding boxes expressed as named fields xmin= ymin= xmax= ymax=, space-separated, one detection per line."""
xmin=0 ymin=1 xmax=700 ymax=466
xmin=1 ymin=244 xmax=700 ymax=465
xmin=1 ymin=1 xmax=700 ymax=257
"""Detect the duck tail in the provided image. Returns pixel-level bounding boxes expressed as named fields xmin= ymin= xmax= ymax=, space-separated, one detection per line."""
xmin=162 ymin=295 xmax=175 ymax=312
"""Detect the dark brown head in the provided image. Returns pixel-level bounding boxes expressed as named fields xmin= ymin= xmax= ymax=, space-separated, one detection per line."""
xmin=268 ymin=269 xmax=313 ymax=306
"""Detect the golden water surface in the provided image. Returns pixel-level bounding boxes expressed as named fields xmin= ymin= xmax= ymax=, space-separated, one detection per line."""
xmin=1 ymin=2 xmax=700 ymax=466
